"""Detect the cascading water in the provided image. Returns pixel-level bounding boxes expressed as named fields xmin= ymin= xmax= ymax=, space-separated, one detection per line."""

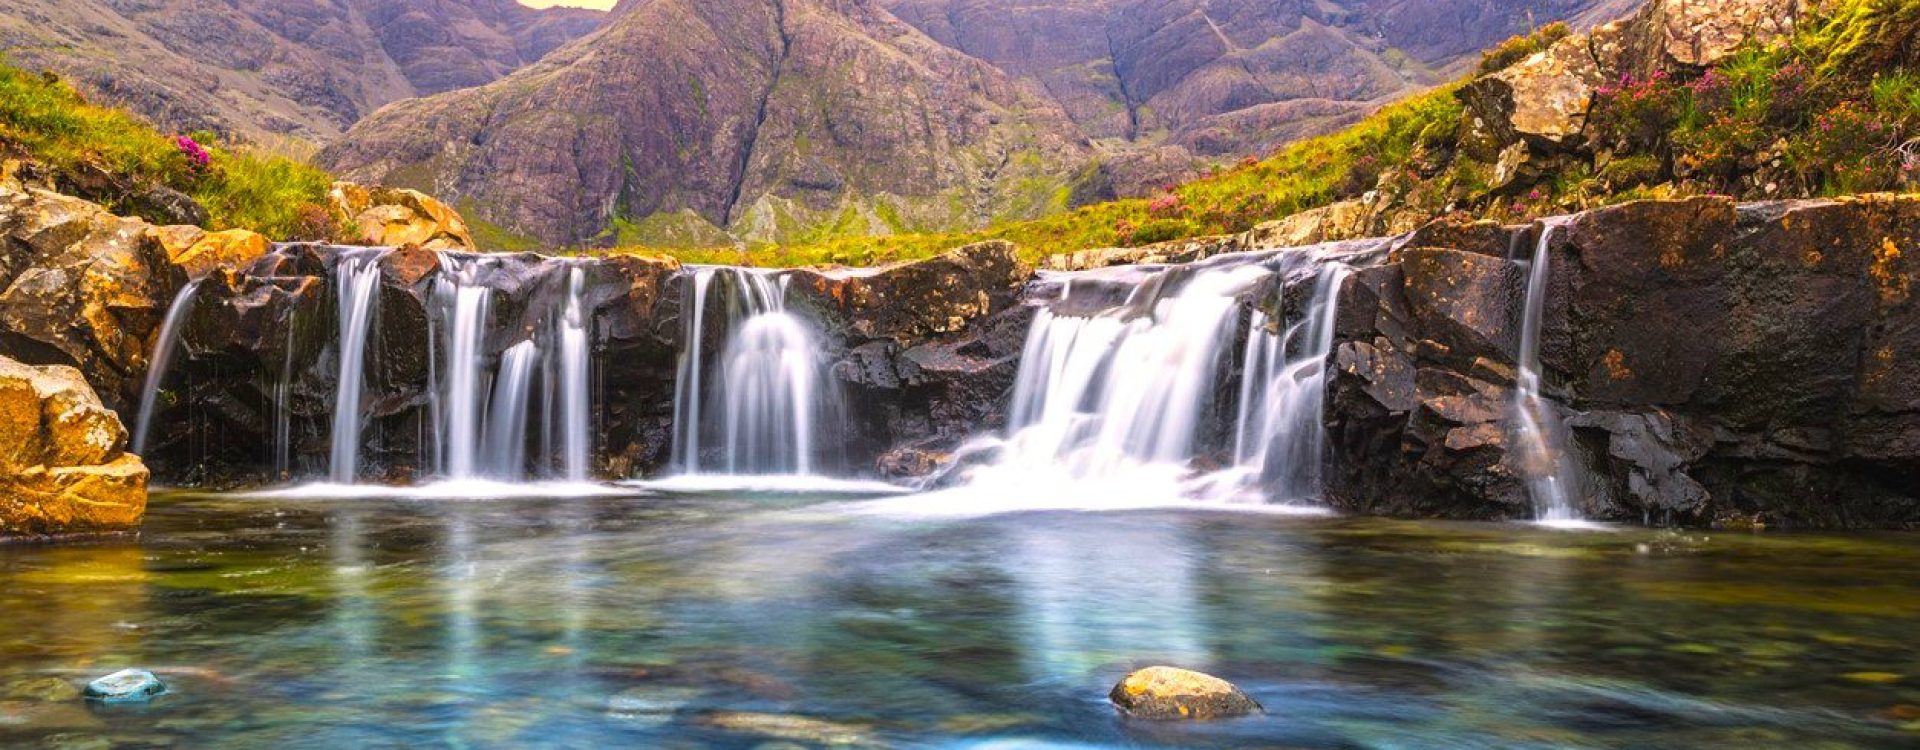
xmin=1222 ymin=261 xmax=1352 ymax=500
xmin=483 ymin=341 xmax=540 ymax=481
xmin=1511 ymin=217 xmax=1583 ymax=522
xmin=556 ymin=264 xmax=591 ymax=481
xmin=671 ymin=267 xmax=840 ymax=477
xmin=132 ymin=280 xmax=201 ymax=456
xmin=426 ymin=256 xmax=596 ymax=483
xmin=919 ymin=245 xmax=1376 ymax=513
xmin=329 ymin=249 xmax=387 ymax=483
xmin=435 ymin=258 xmax=494 ymax=480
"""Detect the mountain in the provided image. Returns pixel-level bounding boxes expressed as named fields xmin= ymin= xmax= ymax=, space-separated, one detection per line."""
xmin=0 ymin=0 xmax=607 ymax=141
xmin=317 ymin=0 xmax=1090 ymax=248
xmin=880 ymin=0 xmax=1640 ymax=155
xmin=323 ymin=0 xmax=1636 ymax=247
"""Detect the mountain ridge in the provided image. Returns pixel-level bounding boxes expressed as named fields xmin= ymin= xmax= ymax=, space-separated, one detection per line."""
xmin=0 ymin=0 xmax=607 ymax=142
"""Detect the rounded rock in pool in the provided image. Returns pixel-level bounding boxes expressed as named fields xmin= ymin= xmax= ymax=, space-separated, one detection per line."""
xmin=83 ymin=669 xmax=166 ymax=703
xmin=1108 ymin=666 xmax=1262 ymax=720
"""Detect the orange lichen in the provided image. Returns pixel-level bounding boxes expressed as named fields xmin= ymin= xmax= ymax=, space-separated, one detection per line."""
xmin=1871 ymin=237 xmax=1911 ymax=304
xmin=1603 ymin=348 xmax=1633 ymax=380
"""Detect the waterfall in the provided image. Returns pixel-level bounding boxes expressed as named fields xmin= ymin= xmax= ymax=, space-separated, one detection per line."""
xmin=427 ymin=257 xmax=595 ymax=483
xmin=1004 ymin=265 xmax=1268 ymax=474
xmin=557 ymin=264 xmax=591 ymax=481
xmin=1225 ymin=262 xmax=1351 ymax=500
xmin=932 ymin=246 xmax=1373 ymax=510
xmin=671 ymin=267 xmax=840 ymax=476
xmin=483 ymin=341 xmax=540 ymax=481
xmin=329 ymin=249 xmax=387 ymax=483
xmin=131 ymin=280 xmax=201 ymax=456
xmin=670 ymin=269 xmax=715 ymax=473
xmin=435 ymin=258 xmax=494 ymax=480
xmin=1512 ymin=218 xmax=1582 ymax=522
xmin=272 ymin=308 xmax=299 ymax=481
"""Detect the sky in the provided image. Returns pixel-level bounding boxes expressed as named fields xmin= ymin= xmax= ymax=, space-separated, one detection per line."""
xmin=518 ymin=0 xmax=617 ymax=9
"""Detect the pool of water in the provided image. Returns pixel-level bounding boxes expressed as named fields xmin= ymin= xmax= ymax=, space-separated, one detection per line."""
xmin=2 ymin=489 xmax=1917 ymax=748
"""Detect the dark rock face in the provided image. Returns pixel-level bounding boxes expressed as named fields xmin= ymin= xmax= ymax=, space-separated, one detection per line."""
xmin=790 ymin=242 xmax=1034 ymax=477
xmin=1324 ymin=196 xmax=1920 ymax=529
xmin=0 ymin=0 xmax=607 ymax=141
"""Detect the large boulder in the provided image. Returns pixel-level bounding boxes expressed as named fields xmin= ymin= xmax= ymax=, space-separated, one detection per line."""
xmin=0 ymin=179 xmax=178 ymax=405
xmin=1620 ymin=0 xmax=1806 ymax=76
xmin=328 ymin=182 xmax=476 ymax=252
xmin=0 ymin=355 xmax=148 ymax=536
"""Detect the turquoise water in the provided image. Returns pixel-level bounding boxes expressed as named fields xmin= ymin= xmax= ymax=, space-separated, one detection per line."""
xmin=2 ymin=489 xmax=1918 ymax=748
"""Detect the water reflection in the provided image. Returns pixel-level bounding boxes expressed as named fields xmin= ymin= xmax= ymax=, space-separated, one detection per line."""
xmin=0 ymin=495 xmax=1916 ymax=748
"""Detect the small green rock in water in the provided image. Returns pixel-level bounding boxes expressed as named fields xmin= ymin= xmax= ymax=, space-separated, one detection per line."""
xmin=82 ymin=669 xmax=165 ymax=703
xmin=1109 ymin=666 xmax=1262 ymax=720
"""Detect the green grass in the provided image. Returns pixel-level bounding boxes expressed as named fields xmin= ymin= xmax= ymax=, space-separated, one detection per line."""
xmin=0 ymin=62 xmax=334 ymax=239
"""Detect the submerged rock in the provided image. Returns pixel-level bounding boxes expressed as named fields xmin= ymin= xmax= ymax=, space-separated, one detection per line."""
xmin=82 ymin=669 xmax=165 ymax=703
xmin=692 ymin=711 xmax=874 ymax=745
xmin=1108 ymin=666 xmax=1262 ymax=720
xmin=2 ymin=677 xmax=81 ymax=702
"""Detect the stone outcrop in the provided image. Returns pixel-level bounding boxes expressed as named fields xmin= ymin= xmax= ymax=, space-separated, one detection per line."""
xmin=0 ymin=179 xmax=178 ymax=404
xmin=0 ymin=355 xmax=149 ymax=537
xmin=1109 ymin=666 xmax=1262 ymax=720
xmin=151 ymin=226 xmax=271 ymax=280
xmin=1456 ymin=0 xmax=1807 ymax=180
xmin=329 ymin=182 xmax=476 ymax=253
xmin=1325 ymin=195 xmax=1920 ymax=528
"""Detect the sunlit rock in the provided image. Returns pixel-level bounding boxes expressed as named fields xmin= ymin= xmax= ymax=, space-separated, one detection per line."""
xmin=0 ymin=356 xmax=148 ymax=537
xmin=1108 ymin=666 xmax=1262 ymax=720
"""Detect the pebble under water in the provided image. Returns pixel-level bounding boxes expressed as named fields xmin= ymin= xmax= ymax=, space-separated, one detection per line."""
xmin=2 ymin=491 xmax=1918 ymax=748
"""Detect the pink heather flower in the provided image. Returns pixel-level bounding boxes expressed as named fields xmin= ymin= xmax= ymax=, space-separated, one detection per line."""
xmin=175 ymin=135 xmax=210 ymax=169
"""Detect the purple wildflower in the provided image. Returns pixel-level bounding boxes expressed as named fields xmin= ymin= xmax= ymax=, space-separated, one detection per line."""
xmin=175 ymin=135 xmax=210 ymax=170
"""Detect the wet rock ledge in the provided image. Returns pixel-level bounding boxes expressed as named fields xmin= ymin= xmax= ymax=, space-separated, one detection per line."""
xmin=3 ymin=166 xmax=1917 ymax=530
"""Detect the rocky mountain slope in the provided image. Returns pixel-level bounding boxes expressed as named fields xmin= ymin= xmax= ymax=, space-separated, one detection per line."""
xmin=883 ymin=0 xmax=1635 ymax=156
xmin=318 ymin=0 xmax=1091 ymax=249
xmin=319 ymin=0 xmax=1637 ymax=248
xmin=0 ymin=0 xmax=606 ymax=142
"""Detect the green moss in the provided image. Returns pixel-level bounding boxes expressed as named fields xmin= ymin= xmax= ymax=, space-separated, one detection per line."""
xmin=0 ymin=60 xmax=333 ymax=239
xmin=1476 ymin=22 xmax=1572 ymax=75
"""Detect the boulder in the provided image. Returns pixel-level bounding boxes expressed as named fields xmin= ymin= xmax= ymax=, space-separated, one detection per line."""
xmin=150 ymin=225 xmax=271 ymax=279
xmin=82 ymin=669 xmax=165 ymax=703
xmin=328 ymin=181 xmax=476 ymax=251
xmin=1245 ymin=198 xmax=1377 ymax=247
xmin=0 ymin=355 xmax=149 ymax=537
xmin=1621 ymin=0 xmax=1806 ymax=76
xmin=1108 ymin=667 xmax=1262 ymax=720
xmin=791 ymin=240 xmax=1027 ymax=341
xmin=0 ymin=180 xmax=177 ymax=406
xmin=1458 ymin=32 xmax=1613 ymax=158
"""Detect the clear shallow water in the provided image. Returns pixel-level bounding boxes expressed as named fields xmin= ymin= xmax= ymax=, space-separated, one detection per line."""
xmin=2 ymin=491 xmax=1918 ymax=749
